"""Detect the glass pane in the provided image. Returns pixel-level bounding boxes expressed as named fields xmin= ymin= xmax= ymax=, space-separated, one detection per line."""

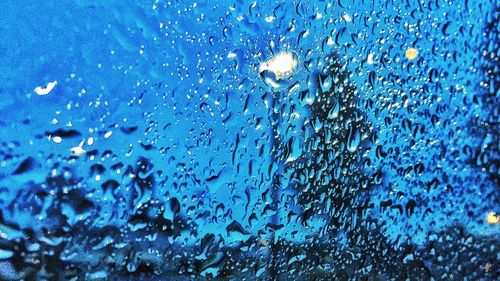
xmin=0 ymin=0 xmax=498 ymax=280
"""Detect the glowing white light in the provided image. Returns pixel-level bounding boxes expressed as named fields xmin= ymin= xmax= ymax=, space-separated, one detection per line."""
xmin=34 ymin=81 xmax=57 ymax=96
xmin=70 ymin=146 xmax=86 ymax=157
xmin=343 ymin=13 xmax=352 ymax=22
xmin=367 ymin=52 xmax=375 ymax=64
xmin=265 ymin=16 xmax=275 ymax=23
xmin=259 ymin=52 xmax=298 ymax=88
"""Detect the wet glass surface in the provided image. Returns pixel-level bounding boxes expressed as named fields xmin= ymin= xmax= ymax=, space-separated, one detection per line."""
xmin=0 ymin=0 xmax=498 ymax=280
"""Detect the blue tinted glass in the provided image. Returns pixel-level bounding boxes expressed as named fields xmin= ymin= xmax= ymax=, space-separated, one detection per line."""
xmin=0 ymin=0 xmax=498 ymax=280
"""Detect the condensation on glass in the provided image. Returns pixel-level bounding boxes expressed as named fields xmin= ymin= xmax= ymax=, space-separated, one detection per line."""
xmin=0 ymin=0 xmax=498 ymax=280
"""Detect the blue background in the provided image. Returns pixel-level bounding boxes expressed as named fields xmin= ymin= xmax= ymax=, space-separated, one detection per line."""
xmin=0 ymin=0 xmax=498 ymax=280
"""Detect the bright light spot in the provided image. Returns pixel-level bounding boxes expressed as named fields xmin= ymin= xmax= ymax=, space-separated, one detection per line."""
xmin=260 ymin=52 xmax=298 ymax=79
xmin=405 ymin=48 xmax=418 ymax=60
xmin=343 ymin=13 xmax=352 ymax=22
xmin=265 ymin=16 xmax=275 ymax=23
xmin=52 ymin=136 xmax=62 ymax=143
xmin=259 ymin=51 xmax=298 ymax=88
xmin=70 ymin=146 xmax=86 ymax=157
xmin=104 ymin=131 xmax=112 ymax=139
xmin=367 ymin=52 xmax=375 ymax=64
xmin=34 ymin=81 xmax=57 ymax=96
xmin=486 ymin=212 xmax=499 ymax=225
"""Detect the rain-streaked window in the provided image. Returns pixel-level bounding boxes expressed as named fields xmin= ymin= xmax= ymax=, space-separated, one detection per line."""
xmin=0 ymin=0 xmax=498 ymax=280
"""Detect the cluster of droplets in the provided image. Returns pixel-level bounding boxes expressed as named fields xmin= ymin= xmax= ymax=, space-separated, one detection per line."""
xmin=0 ymin=0 xmax=497 ymax=280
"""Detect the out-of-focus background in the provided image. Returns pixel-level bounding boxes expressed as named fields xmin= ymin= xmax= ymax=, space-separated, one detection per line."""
xmin=0 ymin=0 xmax=498 ymax=280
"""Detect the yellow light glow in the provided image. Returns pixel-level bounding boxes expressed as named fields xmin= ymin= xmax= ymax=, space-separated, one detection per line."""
xmin=405 ymin=48 xmax=418 ymax=60
xmin=486 ymin=212 xmax=499 ymax=225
